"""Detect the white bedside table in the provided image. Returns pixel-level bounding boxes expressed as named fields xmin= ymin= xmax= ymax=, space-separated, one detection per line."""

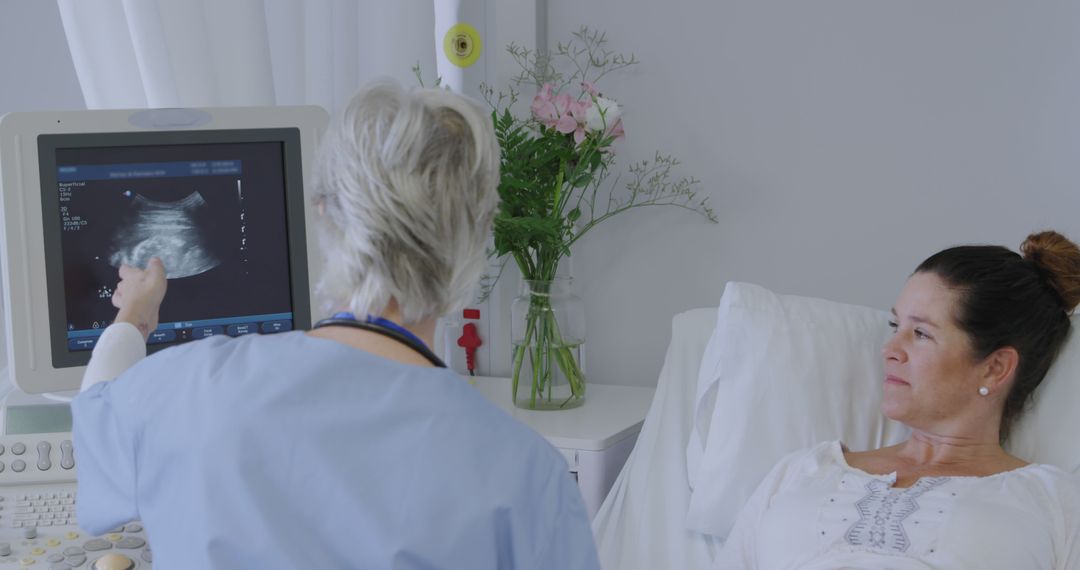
xmin=468 ymin=376 xmax=655 ymax=520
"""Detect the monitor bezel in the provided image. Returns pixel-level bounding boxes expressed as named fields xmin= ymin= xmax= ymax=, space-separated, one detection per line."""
xmin=37 ymin=128 xmax=312 ymax=368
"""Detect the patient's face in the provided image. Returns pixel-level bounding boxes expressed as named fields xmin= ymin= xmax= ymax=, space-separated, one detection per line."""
xmin=880 ymin=271 xmax=984 ymax=431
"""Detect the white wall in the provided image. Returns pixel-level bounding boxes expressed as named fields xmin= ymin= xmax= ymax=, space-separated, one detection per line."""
xmin=0 ymin=0 xmax=85 ymax=114
xmin=544 ymin=1 xmax=1080 ymax=386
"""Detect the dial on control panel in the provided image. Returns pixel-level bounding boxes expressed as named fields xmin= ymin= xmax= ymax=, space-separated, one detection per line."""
xmin=94 ymin=552 xmax=136 ymax=570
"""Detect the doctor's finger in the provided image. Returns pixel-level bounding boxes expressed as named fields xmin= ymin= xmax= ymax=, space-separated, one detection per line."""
xmin=118 ymin=263 xmax=141 ymax=280
xmin=146 ymin=257 xmax=165 ymax=275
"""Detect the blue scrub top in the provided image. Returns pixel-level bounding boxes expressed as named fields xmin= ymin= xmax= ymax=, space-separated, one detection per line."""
xmin=72 ymin=331 xmax=600 ymax=569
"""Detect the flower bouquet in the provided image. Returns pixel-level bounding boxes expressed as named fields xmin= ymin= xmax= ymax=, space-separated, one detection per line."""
xmin=482 ymin=28 xmax=717 ymax=409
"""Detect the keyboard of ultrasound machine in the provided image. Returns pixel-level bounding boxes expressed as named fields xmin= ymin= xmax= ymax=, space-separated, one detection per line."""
xmin=0 ymin=433 xmax=152 ymax=569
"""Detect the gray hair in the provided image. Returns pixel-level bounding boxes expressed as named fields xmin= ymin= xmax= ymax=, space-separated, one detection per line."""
xmin=310 ymin=80 xmax=500 ymax=323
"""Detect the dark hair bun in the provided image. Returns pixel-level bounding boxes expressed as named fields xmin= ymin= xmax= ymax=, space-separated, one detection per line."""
xmin=1021 ymin=230 xmax=1080 ymax=313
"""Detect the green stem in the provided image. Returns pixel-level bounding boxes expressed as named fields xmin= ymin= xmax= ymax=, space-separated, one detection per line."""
xmin=530 ymin=339 xmax=539 ymax=408
xmin=513 ymin=287 xmax=586 ymax=409
xmin=511 ymin=307 xmax=538 ymax=404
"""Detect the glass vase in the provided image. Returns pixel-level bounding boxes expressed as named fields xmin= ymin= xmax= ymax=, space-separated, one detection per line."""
xmin=510 ymin=278 xmax=586 ymax=410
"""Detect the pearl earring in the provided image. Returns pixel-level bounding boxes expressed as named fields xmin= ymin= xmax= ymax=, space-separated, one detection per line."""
xmin=978 ymin=386 xmax=990 ymax=396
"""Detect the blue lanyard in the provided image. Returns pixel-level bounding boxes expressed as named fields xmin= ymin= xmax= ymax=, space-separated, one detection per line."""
xmin=331 ymin=312 xmax=433 ymax=355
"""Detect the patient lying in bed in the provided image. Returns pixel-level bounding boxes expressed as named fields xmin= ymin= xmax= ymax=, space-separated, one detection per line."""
xmin=718 ymin=440 xmax=1079 ymax=569
xmin=716 ymin=231 xmax=1080 ymax=569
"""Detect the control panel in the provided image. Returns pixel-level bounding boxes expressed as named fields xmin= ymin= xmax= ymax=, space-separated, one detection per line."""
xmin=0 ymin=433 xmax=152 ymax=569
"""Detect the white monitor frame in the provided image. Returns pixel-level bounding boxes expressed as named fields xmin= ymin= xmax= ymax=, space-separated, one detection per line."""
xmin=0 ymin=106 xmax=328 ymax=394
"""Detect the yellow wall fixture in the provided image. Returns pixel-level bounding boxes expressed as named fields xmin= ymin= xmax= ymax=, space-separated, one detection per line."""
xmin=444 ymin=22 xmax=482 ymax=68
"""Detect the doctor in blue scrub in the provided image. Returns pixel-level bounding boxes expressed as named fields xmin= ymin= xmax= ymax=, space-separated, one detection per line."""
xmin=72 ymin=81 xmax=601 ymax=570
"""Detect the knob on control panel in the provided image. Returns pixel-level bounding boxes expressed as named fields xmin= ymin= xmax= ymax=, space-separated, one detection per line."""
xmin=93 ymin=552 xmax=136 ymax=570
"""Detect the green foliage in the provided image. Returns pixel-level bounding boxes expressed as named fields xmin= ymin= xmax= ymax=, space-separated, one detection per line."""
xmin=481 ymin=27 xmax=717 ymax=288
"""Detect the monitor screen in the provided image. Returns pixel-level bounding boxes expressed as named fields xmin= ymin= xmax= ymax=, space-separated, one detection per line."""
xmin=5 ymin=404 xmax=72 ymax=435
xmin=37 ymin=129 xmax=311 ymax=367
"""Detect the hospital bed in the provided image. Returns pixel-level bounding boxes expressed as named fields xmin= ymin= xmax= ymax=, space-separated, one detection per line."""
xmin=592 ymin=282 xmax=1080 ymax=570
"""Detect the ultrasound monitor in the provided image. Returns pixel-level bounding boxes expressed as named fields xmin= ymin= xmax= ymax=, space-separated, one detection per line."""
xmin=0 ymin=106 xmax=328 ymax=394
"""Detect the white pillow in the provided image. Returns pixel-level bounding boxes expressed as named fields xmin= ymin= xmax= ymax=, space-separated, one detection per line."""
xmin=684 ymin=282 xmax=909 ymax=539
xmin=1007 ymin=318 xmax=1080 ymax=471
xmin=684 ymin=281 xmax=1080 ymax=541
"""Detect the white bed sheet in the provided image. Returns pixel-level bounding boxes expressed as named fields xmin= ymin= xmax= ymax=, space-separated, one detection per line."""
xmin=591 ymin=308 xmax=721 ymax=570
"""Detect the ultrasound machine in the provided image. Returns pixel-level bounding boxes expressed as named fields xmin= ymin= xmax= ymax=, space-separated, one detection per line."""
xmin=0 ymin=105 xmax=328 ymax=569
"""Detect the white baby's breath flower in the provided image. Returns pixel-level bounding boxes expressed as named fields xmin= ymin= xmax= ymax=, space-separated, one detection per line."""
xmin=585 ymin=96 xmax=621 ymax=132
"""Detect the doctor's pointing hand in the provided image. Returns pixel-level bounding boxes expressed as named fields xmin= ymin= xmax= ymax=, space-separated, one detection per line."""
xmin=112 ymin=257 xmax=167 ymax=341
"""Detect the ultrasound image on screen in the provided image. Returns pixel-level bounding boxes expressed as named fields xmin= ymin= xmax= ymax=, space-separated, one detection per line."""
xmin=55 ymin=142 xmax=295 ymax=345
xmin=108 ymin=191 xmax=224 ymax=279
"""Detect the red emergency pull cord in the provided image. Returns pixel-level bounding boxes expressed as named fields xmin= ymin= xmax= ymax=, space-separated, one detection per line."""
xmin=457 ymin=323 xmax=482 ymax=376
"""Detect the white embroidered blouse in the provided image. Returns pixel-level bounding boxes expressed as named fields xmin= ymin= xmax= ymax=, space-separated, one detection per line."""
xmin=716 ymin=441 xmax=1080 ymax=569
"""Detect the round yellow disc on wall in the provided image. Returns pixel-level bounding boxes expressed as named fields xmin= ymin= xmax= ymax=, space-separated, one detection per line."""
xmin=443 ymin=23 xmax=482 ymax=68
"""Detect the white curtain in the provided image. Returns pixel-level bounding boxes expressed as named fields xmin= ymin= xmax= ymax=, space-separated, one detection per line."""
xmin=56 ymin=0 xmax=438 ymax=115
